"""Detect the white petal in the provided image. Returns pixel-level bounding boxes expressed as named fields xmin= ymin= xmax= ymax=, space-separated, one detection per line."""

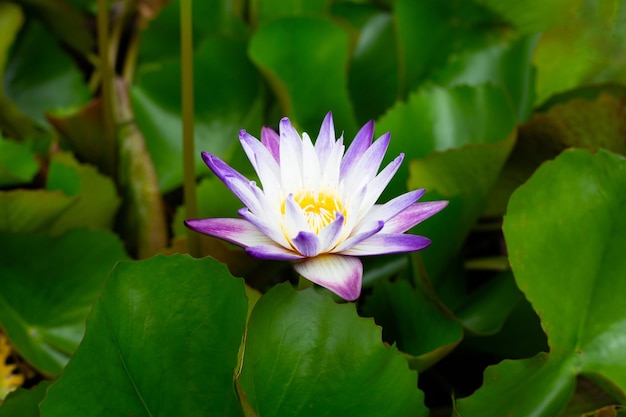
xmin=293 ymin=254 xmax=363 ymax=301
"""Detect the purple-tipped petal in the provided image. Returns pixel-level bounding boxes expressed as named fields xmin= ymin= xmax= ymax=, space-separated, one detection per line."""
xmin=332 ymin=220 xmax=384 ymax=253
xmin=294 ymin=254 xmax=363 ymax=301
xmin=238 ymin=208 xmax=290 ymax=248
xmin=340 ymin=234 xmax=431 ymax=256
xmin=361 ymin=189 xmax=426 ymax=226
xmin=382 ymin=201 xmax=449 ymax=233
xmin=356 ymin=153 xmax=405 ymax=214
xmin=318 ymin=212 xmax=345 ymax=251
xmin=246 ymin=244 xmax=304 ymax=261
xmin=315 ymin=112 xmax=335 ymax=163
xmin=279 ymin=118 xmax=303 ymax=191
xmin=292 ymin=231 xmax=321 ymax=257
xmin=184 ymin=218 xmax=273 ymax=248
xmin=201 ymin=152 xmax=248 ymax=184
xmin=261 ymin=126 xmax=280 ymax=163
xmin=340 ymin=120 xmax=374 ymax=176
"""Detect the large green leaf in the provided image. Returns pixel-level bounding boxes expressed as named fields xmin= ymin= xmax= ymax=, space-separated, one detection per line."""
xmin=476 ymin=0 xmax=580 ymax=33
xmin=432 ymin=35 xmax=538 ymax=122
xmin=0 ymin=190 xmax=75 ymax=233
xmin=361 ymin=280 xmax=463 ymax=372
xmin=376 ymin=83 xmax=517 ymax=200
xmin=392 ymin=0 xmax=508 ymax=96
xmin=132 ymin=37 xmax=263 ymax=192
xmin=248 ymin=16 xmax=358 ymax=136
xmin=4 ymin=19 xmax=90 ymax=126
xmin=238 ymin=283 xmax=428 ymax=417
xmin=406 ymin=131 xmax=516 ymax=286
xmin=0 ymin=3 xmax=40 ymax=140
xmin=532 ymin=1 xmax=626 ymax=104
xmin=0 ymin=136 xmax=38 ymax=187
xmin=250 ymin=0 xmax=330 ymax=25
xmin=0 ymin=229 xmax=128 ymax=376
xmin=347 ymin=10 xmax=398 ymax=124
xmin=46 ymin=152 xmax=120 ymax=234
xmin=0 ymin=381 xmax=51 ymax=417
xmin=40 ymin=255 xmax=248 ymax=417
xmin=137 ymin=0 xmax=247 ymax=64
xmin=486 ymin=91 xmax=626 ymax=217
xmin=456 ymin=149 xmax=626 ymax=416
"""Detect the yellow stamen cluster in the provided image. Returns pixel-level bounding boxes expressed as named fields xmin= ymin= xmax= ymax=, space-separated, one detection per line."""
xmin=293 ymin=191 xmax=345 ymax=234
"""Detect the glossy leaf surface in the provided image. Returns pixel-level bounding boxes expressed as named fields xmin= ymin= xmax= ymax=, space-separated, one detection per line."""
xmin=238 ymin=283 xmax=428 ymax=417
xmin=40 ymin=255 xmax=248 ymax=417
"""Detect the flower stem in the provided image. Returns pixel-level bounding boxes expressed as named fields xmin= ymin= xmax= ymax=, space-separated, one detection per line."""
xmin=180 ymin=0 xmax=200 ymax=257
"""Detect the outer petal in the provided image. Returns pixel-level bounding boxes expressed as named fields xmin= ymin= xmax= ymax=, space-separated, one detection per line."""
xmin=340 ymin=120 xmax=374 ymax=176
xmin=238 ymin=208 xmax=290 ymax=248
xmin=357 ymin=189 xmax=426 ymax=231
xmin=202 ymin=152 xmax=248 ymax=184
xmin=382 ymin=201 xmax=449 ymax=233
xmin=332 ymin=220 xmax=384 ymax=253
xmin=261 ymin=126 xmax=280 ymax=163
xmin=340 ymin=234 xmax=431 ymax=256
xmin=315 ymin=112 xmax=335 ymax=164
xmin=341 ymin=132 xmax=390 ymax=194
xmin=184 ymin=218 xmax=274 ymax=248
xmin=279 ymin=118 xmax=303 ymax=191
xmin=354 ymin=153 xmax=404 ymax=216
xmin=247 ymin=244 xmax=304 ymax=260
xmin=294 ymin=254 xmax=363 ymax=301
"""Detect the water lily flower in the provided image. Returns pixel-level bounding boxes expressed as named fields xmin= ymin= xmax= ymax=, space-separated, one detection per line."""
xmin=185 ymin=113 xmax=447 ymax=301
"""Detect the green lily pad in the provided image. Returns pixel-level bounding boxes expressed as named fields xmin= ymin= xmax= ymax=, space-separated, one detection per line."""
xmin=392 ymin=0 xmax=507 ymax=95
xmin=486 ymin=91 xmax=626 ymax=217
xmin=377 ymin=83 xmax=517 ymax=200
xmin=46 ymin=152 xmax=120 ymax=234
xmin=0 ymin=381 xmax=51 ymax=417
xmin=4 ymin=19 xmax=90 ymax=126
xmin=532 ymin=2 xmax=626 ymax=104
xmin=0 ymin=136 xmax=38 ymax=187
xmin=132 ymin=36 xmax=263 ymax=192
xmin=361 ymin=280 xmax=463 ymax=372
xmin=406 ymin=131 xmax=516 ymax=286
xmin=238 ymin=283 xmax=428 ymax=417
xmin=0 ymin=190 xmax=75 ymax=233
xmin=40 ymin=254 xmax=248 ymax=417
xmin=250 ymin=0 xmax=330 ymax=25
xmin=456 ymin=149 xmax=626 ymax=415
xmin=0 ymin=229 xmax=128 ymax=376
xmin=248 ymin=16 xmax=358 ymax=136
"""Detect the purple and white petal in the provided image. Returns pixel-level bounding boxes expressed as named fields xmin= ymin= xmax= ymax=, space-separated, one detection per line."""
xmin=294 ymin=254 xmax=363 ymax=301
xmin=341 ymin=132 xmax=391 ymax=194
xmin=340 ymin=234 xmax=431 ymax=256
xmin=381 ymin=201 xmax=449 ymax=233
xmin=246 ymin=244 xmax=304 ymax=261
xmin=238 ymin=208 xmax=290 ymax=248
xmin=358 ymin=189 xmax=426 ymax=228
xmin=315 ymin=112 xmax=335 ymax=164
xmin=222 ymin=175 xmax=263 ymax=214
xmin=332 ymin=220 xmax=384 ymax=253
xmin=184 ymin=218 xmax=274 ymax=248
xmin=279 ymin=118 xmax=303 ymax=191
xmin=202 ymin=152 xmax=249 ymax=185
xmin=283 ymin=194 xmax=311 ymax=238
xmin=301 ymin=132 xmax=321 ymax=191
xmin=239 ymin=130 xmax=281 ymax=186
xmin=340 ymin=120 xmax=374 ymax=176
xmin=355 ymin=153 xmax=405 ymax=216
xmin=261 ymin=126 xmax=280 ymax=163
xmin=317 ymin=212 xmax=345 ymax=252
xmin=292 ymin=231 xmax=321 ymax=257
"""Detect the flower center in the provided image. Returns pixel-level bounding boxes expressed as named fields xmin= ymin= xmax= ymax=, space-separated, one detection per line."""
xmin=294 ymin=191 xmax=345 ymax=234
